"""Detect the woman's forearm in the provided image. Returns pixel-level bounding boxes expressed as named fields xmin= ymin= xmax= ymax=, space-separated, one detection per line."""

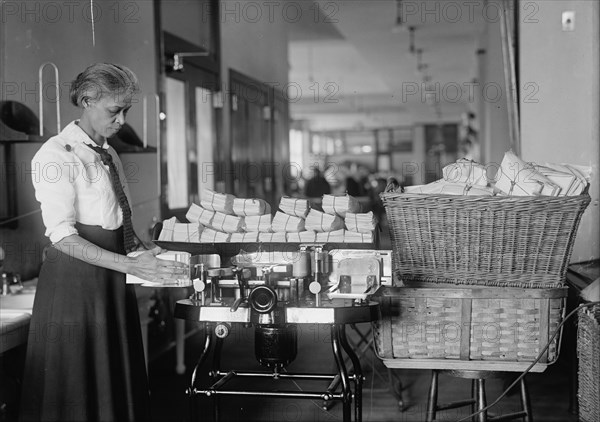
xmin=52 ymin=234 xmax=133 ymax=274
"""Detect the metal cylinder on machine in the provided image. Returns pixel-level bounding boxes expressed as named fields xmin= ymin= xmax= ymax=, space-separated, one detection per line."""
xmin=248 ymin=285 xmax=278 ymax=314
xmin=293 ymin=247 xmax=311 ymax=278
xmin=254 ymin=325 xmax=298 ymax=369
xmin=208 ymin=268 xmax=222 ymax=303
xmin=310 ymin=247 xmax=329 ymax=278
xmin=248 ymin=285 xmax=298 ymax=368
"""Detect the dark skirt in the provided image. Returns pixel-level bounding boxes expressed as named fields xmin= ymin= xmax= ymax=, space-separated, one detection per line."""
xmin=20 ymin=224 xmax=150 ymax=422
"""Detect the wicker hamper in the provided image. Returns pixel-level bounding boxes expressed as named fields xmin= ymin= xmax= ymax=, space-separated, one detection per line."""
xmin=380 ymin=190 xmax=590 ymax=288
xmin=372 ymin=286 xmax=567 ymax=364
xmin=577 ymin=304 xmax=600 ymax=422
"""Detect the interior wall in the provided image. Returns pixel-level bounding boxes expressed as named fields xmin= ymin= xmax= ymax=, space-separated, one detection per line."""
xmin=219 ymin=0 xmax=290 ymax=190
xmin=477 ymin=8 xmax=512 ymax=167
xmin=0 ymin=0 xmax=159 ymax=277
xmin=519 ymin=0 xmax=600 ymax=262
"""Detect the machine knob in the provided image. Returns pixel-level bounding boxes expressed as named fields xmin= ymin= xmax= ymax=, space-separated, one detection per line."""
xmin=193 ymin=278 xmax=206 ymax=292
xmin=215 ymin=323 xmax=231 ymax=339
xmin=248 ymin=285 xmax=278 ymax=314
xmin=309 ymin=281 xmax=322 ymax=294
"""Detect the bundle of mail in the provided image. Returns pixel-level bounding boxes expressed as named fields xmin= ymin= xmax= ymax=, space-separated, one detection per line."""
xmin=200 ymin=227 xmax=231 ymax=243
xmin=403 ymin=152 xmax=591 ymax=197
xmin=186 ymin=203 xmax=215 ymax=226
xmin=271 ymin=211 xmax=306 ymax=232
xmin=201 ymin=188 xmax=236 ymax=214
xmin=279 ymin=196 xmax=310 ymax=217
xmin=494 ymin=151 xmax=590 ymax=196
xmin=322 ymin=194 xmax=361 ymax=217
xmin=244 ymin=214 xmax=273 ymax=232
xmin=158 ymin=190 xmax=376 ymax=244
xmin=345 ymin=211 xmax=378 ymax=233
xmin=233 ymin=198 xmax=271 ymax=216
xmin=284 ymin=195 xmax=375 ymax=243
xmin=315 ymin=229 xmax=374 ymax=243
xmin=230 ymin=232 xmax=259 ymax=243
xmin=211 ymin=212 xmax=245 ymax=233
xmin=258 ymin=232 xmax=288 ymax=243
xmin=305 ymin=209 xmax=345 ymax=232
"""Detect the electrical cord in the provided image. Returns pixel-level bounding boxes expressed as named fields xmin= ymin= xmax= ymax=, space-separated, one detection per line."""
xmin=454 ymin=300 xmax=600 ymax=422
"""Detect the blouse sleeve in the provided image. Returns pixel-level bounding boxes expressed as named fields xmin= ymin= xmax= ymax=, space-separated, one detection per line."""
xmin=31 ymin=142 xmax=79 ymax=244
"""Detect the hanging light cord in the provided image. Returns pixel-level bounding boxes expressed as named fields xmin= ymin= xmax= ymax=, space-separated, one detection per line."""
xmin=90 ymin=0 xmax=96 ymax=46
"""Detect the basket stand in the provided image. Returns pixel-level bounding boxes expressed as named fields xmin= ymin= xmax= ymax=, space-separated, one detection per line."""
xmin=425 ymin=369 xmax=532 ymax=422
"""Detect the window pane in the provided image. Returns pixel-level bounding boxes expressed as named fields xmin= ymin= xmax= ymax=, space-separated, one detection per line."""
xmin=377 ymin=155 xmax=391 ymax=172
xmin=161 ymin=0 xmax=212 ymax=53
xmin=0 ymin=147 xmax=8 ymax=220
xmin=166 ymin=77 xmax=189 ymax=209
xmin=377 ymin=129 xmax=391 ymax=153
xmin=195 ymin=87 xmax=215 ymax=201
xmin=391 ymin=128 xmax=413 ymax=152
xmin=345 ymin=131 xmax=374 ymax=155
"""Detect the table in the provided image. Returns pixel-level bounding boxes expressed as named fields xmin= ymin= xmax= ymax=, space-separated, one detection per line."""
xmin=174 ymin=298 xmax=379 ymax=422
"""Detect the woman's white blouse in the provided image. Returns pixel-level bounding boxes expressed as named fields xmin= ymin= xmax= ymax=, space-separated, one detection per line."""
xmin=31 ymin=121 xmax=133 ymax=244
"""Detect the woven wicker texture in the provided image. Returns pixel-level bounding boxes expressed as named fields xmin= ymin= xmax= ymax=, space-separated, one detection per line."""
xmin=380 ymin=191 xmax=591 ymax=288
xmin=373 ymin=287 xmax=565 ymax=363
xmin=577 ymin=305 xmax=600 ymax=422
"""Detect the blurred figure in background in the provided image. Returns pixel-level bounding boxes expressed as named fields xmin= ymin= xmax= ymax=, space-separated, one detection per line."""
xmin=304 ymin=167 xmax=331 ymax=198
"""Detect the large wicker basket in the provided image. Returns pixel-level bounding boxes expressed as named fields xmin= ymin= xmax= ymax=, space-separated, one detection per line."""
xmin=380 ymin=190 xmax=590 ymax=288
xmin=372 ymin=286 xmax=567 ymax=364
xmin=577 ymin=304 xmax=600 ymax=422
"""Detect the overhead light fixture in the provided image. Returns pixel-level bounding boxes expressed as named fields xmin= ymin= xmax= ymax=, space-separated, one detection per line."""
xmin=415 ymin=48 xmax=424 ymax=69
xmin=408 ymin=26 xmax=416 ymax=53
xmin=396 ymin=0 xmax=404 ymax=26
xmin=392 ymin=0 xmax=406 ymax=33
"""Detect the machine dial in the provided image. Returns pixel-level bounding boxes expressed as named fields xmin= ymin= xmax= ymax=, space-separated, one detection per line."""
xmin=214 ymin=323 xmax=231 ymax=339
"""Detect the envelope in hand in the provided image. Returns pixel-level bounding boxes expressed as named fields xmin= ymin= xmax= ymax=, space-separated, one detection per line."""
xmin=126 ymin=251 xmax=191 ymax=287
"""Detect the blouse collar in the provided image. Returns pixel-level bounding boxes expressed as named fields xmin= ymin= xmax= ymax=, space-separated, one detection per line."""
xmin=62 ymin=120 xmax=110 ymax=150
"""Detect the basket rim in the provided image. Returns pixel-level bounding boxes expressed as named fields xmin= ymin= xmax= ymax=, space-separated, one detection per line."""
xmin=382 ymin=182 xmax=590 ymax=197
xmin=372 ymin=285 xmax=568 ymax=299
xmin=380 ymin=191 xmax=591 ymax=202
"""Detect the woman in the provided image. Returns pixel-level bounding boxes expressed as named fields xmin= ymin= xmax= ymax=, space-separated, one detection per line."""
xmin=20 ymin=63 xmax=187 ymax=421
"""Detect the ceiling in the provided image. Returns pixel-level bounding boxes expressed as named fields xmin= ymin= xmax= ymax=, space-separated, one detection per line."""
xmin=287 ymin=0 xmax=490 ymax=130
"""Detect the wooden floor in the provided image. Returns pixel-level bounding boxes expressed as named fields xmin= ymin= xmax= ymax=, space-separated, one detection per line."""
xmin=148 ymin=323 xmax=579 ymax=422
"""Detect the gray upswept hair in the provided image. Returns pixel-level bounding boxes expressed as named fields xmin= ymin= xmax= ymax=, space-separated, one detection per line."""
xmin=70 ymin=63 xmax=139 ymax=107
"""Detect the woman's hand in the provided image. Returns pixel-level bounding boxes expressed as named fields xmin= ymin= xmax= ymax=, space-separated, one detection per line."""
xmin=126 ymin=247 xmax=189 ymax=284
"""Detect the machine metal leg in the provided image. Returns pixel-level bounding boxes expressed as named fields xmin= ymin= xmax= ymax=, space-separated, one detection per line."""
xmin=426 ymin=370 xmax=438 ymax=422
xmin=349 ymin=323 xmax=406 ymax=411
xmin=471 ymin=379 xmax=477 ymax=422
xmin=212 ymin=337 xmax=224 ymax=422
xmin=339 ymin=324 xmax=363 ymax=422
xmin=331 ymin=325 xmax=352 ymax=422
xmin=188 ymin=324 xmax=213 ymax=422
xmin=520 ymin=377 xmax=533 ymax=422
xmin=187 ymin=322 xmax=369 ymax=422
xmin=476 ymin=379 xmax=487 ymax=422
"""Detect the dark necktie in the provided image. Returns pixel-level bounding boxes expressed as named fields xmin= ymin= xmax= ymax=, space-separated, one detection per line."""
xmin=86 ymin=143 xmax=136 ymax=253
